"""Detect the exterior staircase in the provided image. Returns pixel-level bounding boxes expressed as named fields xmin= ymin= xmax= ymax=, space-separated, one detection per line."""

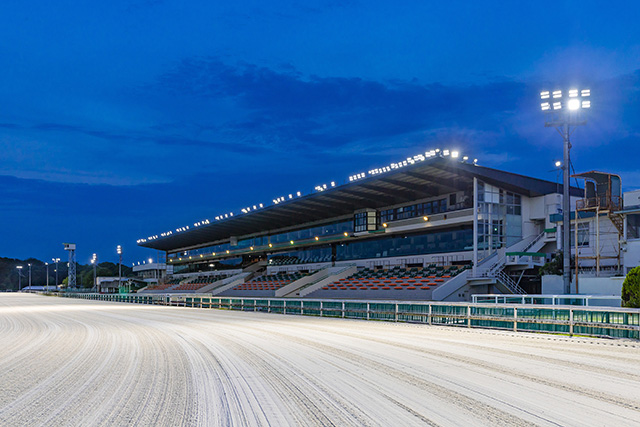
xmin=467 ymin=231 xmax=546 ymax=295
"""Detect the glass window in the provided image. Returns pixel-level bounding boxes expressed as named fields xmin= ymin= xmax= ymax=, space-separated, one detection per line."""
xmin=570 ymin=223 xmax=590 ymax=247
xmin=627 ymin=214 xmax=640 ymax=239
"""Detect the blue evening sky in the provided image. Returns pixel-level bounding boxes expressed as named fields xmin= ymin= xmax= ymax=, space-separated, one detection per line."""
xmin=1 ymin=0 xmax=639 ymax=264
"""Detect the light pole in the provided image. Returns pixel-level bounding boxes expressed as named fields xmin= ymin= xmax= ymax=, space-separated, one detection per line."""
xmin=91 ymin=253 xmax=98 ymax=293
xmin=16 ymin=266 xmax=23 ymax=291
xmin=117 ymin=245 xmax=122 ymax=292
xmin=52 ymin=258 xmax=60 ymax=288
xmin=540 ymin=88 xmax=590 ymax=294
xmin=28 ymin=263 xmax=32 ymax=289
xmin=554 ymin=160 xmax=562 ymax=194
xmin=45 ymin=262 xmax=49 ymax=292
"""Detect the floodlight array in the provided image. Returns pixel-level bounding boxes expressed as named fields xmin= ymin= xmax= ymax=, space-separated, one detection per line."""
xmin=540 ymin=88 xmax=590 ymax=112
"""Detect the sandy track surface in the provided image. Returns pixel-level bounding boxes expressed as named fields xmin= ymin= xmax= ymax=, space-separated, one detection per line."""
xmin=0 ymin=294 xmax=639 ymax=426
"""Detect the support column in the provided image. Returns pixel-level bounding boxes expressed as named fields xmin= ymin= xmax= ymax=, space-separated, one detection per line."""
xmin=473 ymin=177 xmax=479 ymax=276
xmin=562 ymin=122 xmax=571 ymax=294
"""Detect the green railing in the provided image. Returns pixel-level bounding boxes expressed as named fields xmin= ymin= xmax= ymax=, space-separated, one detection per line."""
xmin=52 ymin=293 xmax=640 ymax=340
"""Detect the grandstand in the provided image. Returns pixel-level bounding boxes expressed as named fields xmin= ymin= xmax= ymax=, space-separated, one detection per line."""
xmin=138 ymin=150 xmax=587 ymax=301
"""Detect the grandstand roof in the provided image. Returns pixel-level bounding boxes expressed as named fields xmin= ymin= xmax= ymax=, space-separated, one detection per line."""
xmin=139 ymin=157 xmax=582 ymax=252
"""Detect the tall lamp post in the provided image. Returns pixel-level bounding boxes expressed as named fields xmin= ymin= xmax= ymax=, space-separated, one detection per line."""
xmin=16 ymin=266 xmax=23 ymax=291
xmin=117 ymin=245 xmax=122 ymax=292
xmin=540 ymin=88 xmax=590 ymax=294
xmin=28 ymin=263 xmax=32 ymax=289
xmin=45 ymin=262 xmax=49 ymax=292
xmin=52 ymin=258 xmax=60 ymax=289
xmin=91 ymin=253 xmax=98 ymax=293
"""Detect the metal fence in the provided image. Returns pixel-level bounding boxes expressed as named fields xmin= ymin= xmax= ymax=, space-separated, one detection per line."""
xmin=52 ymin=293 xmax=640 ymax=340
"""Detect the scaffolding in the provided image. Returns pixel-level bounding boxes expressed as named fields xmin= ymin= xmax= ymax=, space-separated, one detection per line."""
xmin=572 ymin=172 xmax=623 ymax=289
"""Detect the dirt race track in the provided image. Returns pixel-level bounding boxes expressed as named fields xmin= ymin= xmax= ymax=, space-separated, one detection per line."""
xmin=1 ymin=293 xmax=639 ymax=426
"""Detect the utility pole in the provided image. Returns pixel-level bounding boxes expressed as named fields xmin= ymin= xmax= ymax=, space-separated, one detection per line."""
xmin=91 ymin=253 xmax=98 ymax=293
xmin=16 ymin=266 xmax=23 ymax=291
xmin=117 ymin=245 xmax=123 ymax=292
xmin=53 ymin=258 xmax=60 ymax=289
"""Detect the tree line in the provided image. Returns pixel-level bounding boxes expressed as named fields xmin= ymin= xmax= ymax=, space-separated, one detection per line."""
xmin=0 ymin=256 xmax=133 ymax=291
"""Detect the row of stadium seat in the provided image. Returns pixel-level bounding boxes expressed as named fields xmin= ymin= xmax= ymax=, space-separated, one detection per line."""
xmin=308 ymin=266 xmax=469 ymax=296
xmin=173 ymin=275 xmax=230 ymax=291
xmin=232 ymin=272 xmax=311 ymax=291
xmin=268 ymin=256 xmax=331 ymax=266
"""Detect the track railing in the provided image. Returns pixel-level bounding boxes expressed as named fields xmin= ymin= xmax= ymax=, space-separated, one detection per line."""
xmin=49 ymin=293 xmax=640 ymax=341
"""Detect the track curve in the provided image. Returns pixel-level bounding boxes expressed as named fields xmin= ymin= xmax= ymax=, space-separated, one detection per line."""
xmin=1 ymin=294 xmax=639 ymax=426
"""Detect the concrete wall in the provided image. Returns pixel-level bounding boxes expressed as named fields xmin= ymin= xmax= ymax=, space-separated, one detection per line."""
xmin=624 ymin=189 xmax=640 ymax=208
xmin=578 ymin=276 xmax=624 ymax=296
xmin=541 ymin=275 xmax=564 ymax=294
xmin=623 ymin=239 xmax=640 ymax=273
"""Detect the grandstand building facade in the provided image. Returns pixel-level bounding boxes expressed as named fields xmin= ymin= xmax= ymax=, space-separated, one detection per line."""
xmin=138 ymin=150 xmax=590 ymax=301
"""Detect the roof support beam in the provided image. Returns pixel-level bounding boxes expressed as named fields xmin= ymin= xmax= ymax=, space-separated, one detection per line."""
xmin=356 ymin=182 xmax=416 ymax=201
xmin=337 ymin=187 xmax=396 ymax=205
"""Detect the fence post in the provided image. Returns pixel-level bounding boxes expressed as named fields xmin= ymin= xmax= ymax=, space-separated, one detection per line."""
xmin=467 ymin=305 xmax=471 ymax=328
xmin=367 ymin=302 xmax=370 ymax=320
xmin=320 ymin=301 xmax=323 ymax=317
xmin=513 ymin=307 xmax=518 ymax=332
xmin=428 ymin=304 xmax=432 ymax=325
xmin=395 ymin=304 xmax=398 ymax=322
xmin=301 ymin=301 xmax=304 ymax=316
xmin=268 ymin=300 xmax=271 ymax=313
xmin=342 ymin=302 xmax=345 ymax=318
xmin=283 ymin=300 xmax=287 ymax=315
xmin=569 ymin=309 xmax=574 ymax=336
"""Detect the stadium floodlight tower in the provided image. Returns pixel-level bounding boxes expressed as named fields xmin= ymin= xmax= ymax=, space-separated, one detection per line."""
xmin=540 ymin=88 xmax=590 ymax=294
xmin=64 ymin=243 xmax=77 ymax=289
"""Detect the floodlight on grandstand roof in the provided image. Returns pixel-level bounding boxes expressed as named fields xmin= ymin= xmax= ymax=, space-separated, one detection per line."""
xmin=555 ymin=160 xmax=562 ymax=167
xmin=451 ymin=151 xmax=459 ymax=158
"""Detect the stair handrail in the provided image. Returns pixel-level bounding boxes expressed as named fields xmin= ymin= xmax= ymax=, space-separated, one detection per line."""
xmin=496 ymin=270 xmax=526 ymax=294
xmin=522 ymin=231 xmax=546 ymax=253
